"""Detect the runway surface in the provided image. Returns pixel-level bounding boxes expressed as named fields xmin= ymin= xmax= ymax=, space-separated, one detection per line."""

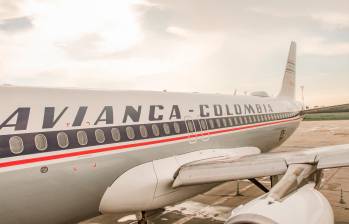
xmin=81 ymin=120 xmax=349 ymax=224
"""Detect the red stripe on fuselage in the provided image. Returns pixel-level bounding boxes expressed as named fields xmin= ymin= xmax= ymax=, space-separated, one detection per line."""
xmin=0 ymin=117 xmax=301 ymax=168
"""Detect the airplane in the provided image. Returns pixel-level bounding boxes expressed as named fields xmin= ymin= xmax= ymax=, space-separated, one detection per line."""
xmin=0 ymin=41 xmax=348 ymax=224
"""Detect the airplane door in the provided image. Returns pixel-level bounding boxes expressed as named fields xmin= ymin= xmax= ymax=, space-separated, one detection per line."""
xmin=184 ymin=116 xmax=197 ymax=144
xmin=184 ymin=117 xmax=210 ymax=143
xmin=197 ymin=119 xmax=210 ymax=141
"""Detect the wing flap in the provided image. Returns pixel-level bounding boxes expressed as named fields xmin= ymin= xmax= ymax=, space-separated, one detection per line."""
xmin=317 ymin=150 xmax=349 ymax=169
xmin=173 ymin=157 xmax=287 ymax=188
xmin=173 ymin=144 xmax=349 ymax=188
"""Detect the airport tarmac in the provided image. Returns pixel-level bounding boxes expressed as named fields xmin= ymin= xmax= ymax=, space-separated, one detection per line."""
xmin=81 ymin=120 xmax=349 ymax=224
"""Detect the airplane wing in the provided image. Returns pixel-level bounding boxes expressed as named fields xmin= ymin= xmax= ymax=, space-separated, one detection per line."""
xmin=173 ymin=144 xmax=349 ymax=224
xmin=100 ymin=144 xmax=349 ymax=223
xmin=173 ymin=144 xmax=349 ymax=188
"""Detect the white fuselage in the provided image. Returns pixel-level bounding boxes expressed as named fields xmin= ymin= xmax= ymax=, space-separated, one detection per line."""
xmin=0 ymin=86 xmax=302 ymax=223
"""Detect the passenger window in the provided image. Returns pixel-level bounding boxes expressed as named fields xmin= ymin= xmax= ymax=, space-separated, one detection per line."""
xmin=233 ymin=117 xmax=238 ymax=125
xmin=200 ymin=120 xmax=207 ymax=130
xmin=35 ymin=134 xmax=48 ymax=151
xmin=215 ymin=119 xmax=221 ymax=128
xmin=208 ymin=119 xmax=215 ymax=129
xmin=95 ymin=129 xmax=105 ymax=143
xmin=9 ymin=136 xmax=24 ymax=154
xmin=126 ymin=126 xmax=136 ymax=139
xmin=243 ymin=117 xmax=248 ymax=124
xmin=111 ymin=128 xmax=121 ymax=142
xmin=238 ymin=117 xmax=243 ymax=125
xmin=139 ymin=125 xmax=148 ymax=138
xmin=163 ymin=123 xmax=170 ymax=135
xmin=77 ymin=130 xmax=88 ymax=146
xmin=152 ymin=124 xmax=160 ymax=136
xmin=173 ymin=122 xmax=181 ymax=134
xmin=57 ymin=132 xmax=69 ymax=149
xmin=222 ymin=118 xmax=227 ymax=127
xmin=228 ymin=117 xmax=233 ymax=126
xmin=248 ymin=116 xmax=252 ymax=123
xmin=186 ymin=120 xmax=195 ymax=132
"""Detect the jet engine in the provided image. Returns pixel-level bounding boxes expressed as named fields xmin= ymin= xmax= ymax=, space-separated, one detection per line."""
xmin=226 ymin=183 xmax=333 ymax=224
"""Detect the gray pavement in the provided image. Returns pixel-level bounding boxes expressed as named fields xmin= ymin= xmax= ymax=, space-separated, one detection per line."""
xmin=81 ymin=120 xmax=349 ymax=224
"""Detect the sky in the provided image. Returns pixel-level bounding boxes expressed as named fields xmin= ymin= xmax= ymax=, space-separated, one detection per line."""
xmin=0 ymin=0 xmax=348 ymax=107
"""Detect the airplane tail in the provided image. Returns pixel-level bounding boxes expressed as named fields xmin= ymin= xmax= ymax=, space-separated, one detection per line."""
xmin=277 ymin=41 xmax=296 ymax=99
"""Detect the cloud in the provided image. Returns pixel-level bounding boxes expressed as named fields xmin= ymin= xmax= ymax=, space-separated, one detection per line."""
xmin=166 ymin=26 xmax=191 ymax=37
xmin=0 ymin=0 xmax=347 ymax=107
xmin=57 ymin=33 xmax=104 ymax=60
xmin=311 ymin=13 xmax=349 ymax=29
xmin=0 ymin=16 xmax=32 ymax=33
xmin=29 ymin=0 xmax=144 ymax=53
xmin=0 ymin=0 xmax=23 ymax=19
xmin=300 ymin=37 xmax=349 ymax=56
